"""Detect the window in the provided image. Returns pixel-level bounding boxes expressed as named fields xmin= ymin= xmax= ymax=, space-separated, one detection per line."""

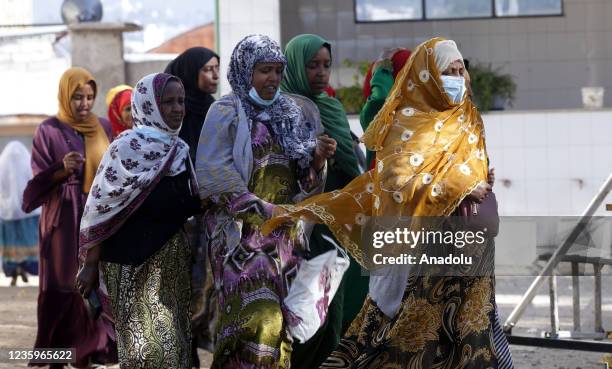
xmin=354 ymin=0 xmax=563 ymax=22
xmin=355 ymin=0 xmax=423 ymax=21
xmin=495 ymin=0 xmax=563 ymax=17
xmin=426 ymin=0 xmax=491 ymax=19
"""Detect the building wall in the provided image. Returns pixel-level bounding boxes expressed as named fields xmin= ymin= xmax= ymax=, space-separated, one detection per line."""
xmin=483 ymin=109 xmax=612 ymax=216
xmin=280 ymin=0 xmax=612 ymax=110
xmin=0 ymin=0 xmax=33 ymax=25
xmin=217 ymin=0 xmax=281 ymax=95
xmin=348 ymin=109 xmax=612 ymax=217
xmin=68 ymin=23 xmax=146 ymax=116
xmin=125 ymin=58 xmax=175 ymax=86
xmin=0 ymin=33 xmax=70 ymax=116
xmin=0 ymin=136 xmax=33 ymax=152
xmin=0 ymin=115 xmax=47 ymax=152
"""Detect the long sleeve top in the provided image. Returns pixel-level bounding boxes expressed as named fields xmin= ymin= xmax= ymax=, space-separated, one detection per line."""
xmin=359 ymin=63 xmax=394 ymax=169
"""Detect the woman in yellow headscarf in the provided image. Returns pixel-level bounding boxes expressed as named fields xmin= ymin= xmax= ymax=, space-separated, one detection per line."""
xmin=105 ymin=84 xmax=133 ymax=139
xmin=22 ymin=67 xmax=116 ymax=368
xmin=264 ymin=38 xmax=513 ymax=368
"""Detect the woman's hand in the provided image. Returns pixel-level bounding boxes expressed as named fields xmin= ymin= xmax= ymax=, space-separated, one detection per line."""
xmin=201 ymin=198 xmax=211 ymax=209
xmin=487 ymin=167 xmax=495 ymax=187
xmin=75 ymin=245 xmax=101 ymax=297
xmin=316 ymin=134 xmax=337 ymax=159
xmin=312 ymin=134 xmax=336 ymax=172
xmin=75 ymin=263 xmax=99 ymax=298
xmin=376 ymin=47 xmax=403 ymax=62
xmin=63 ymin=151 xmax=84 ymax=175
xmin=467 ymin=182 xmax=492 ymax=204
xmin=373 ymin=47 xmax=405 ymax=69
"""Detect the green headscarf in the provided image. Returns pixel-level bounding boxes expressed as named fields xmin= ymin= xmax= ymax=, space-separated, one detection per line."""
xmin=282 ymin=34 xmax=361 ymax=180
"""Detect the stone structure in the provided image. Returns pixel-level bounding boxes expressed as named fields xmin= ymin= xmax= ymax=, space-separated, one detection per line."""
xmin=68 ymin=22 xmax=141 ymax=115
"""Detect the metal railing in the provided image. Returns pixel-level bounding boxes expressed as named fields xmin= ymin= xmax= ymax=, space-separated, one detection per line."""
xmin=503 ymin=173 xmax=612 ymax=351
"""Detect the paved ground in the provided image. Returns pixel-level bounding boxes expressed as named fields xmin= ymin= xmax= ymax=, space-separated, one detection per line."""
xmin=496 ymin=275 xmax=612 ymax=369
xmin=0 ymin=276 xmax=213 ymax=369
xmin=0 ymin=274 xmax=610 ymax=368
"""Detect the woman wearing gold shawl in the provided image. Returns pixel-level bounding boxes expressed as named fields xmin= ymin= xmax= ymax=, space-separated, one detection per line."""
xmin=263 ymin=38 xmax=513 ymax=368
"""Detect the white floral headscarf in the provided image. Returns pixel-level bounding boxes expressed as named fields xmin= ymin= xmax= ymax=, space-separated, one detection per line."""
xmin=79 ymin=73 xmax=194 ymax=251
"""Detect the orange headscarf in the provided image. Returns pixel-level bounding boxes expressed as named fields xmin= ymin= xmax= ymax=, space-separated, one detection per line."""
xmin=56 ymin=67 xmax=110 ymax=193
xmin=263 ymin=38 xmax=489 ymax=267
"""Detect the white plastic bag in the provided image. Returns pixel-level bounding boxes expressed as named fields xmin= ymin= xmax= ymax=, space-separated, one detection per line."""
xmin=284 ymin=234 xmax=350 ymax=343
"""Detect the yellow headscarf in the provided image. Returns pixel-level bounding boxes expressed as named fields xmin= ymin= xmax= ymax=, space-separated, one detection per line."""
xmin=105 ymin=84 xmax=133 ymax=107
xmin=262 ymin=38 xmax=490 ymax=267
xmin=56 ymin=67 xmax=110 ymax=193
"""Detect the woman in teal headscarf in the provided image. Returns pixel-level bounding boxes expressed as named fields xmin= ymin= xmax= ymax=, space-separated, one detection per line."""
xmin=282 ymin=33 xmax=368 ymax=369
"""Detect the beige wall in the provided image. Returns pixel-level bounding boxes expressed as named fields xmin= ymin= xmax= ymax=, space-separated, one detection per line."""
xmin=0 ymin=115 xmax=47 ymax=152
xmin=69 ymin=23 xmax=141 ymax=116
xmin=70 ymin=28 xmax=123 ymax=116
xmin=280 ymin=0 xmax=612 ymax=110
xmin=125 ymin=59 xmax=174 ymax=86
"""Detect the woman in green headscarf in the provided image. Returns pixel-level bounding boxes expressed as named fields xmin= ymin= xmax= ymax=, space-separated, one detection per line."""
xmin=282 ymin=33 xmax=368 ymax=369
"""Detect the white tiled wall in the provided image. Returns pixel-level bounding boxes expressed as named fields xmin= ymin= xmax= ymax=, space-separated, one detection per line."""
xmin=483 ymin=109 xmax=612 ymax=216
xmin=349 ymin=109 xmax=612 ymax=216
xmin=217 ymin=0 xmax=282 ymax=95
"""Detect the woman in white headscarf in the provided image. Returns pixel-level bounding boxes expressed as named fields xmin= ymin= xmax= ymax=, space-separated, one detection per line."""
xmin=77 ymin=72 xmax=201 ymax=368
xmin=0 ymin=141 xmax=39 ymax=286
xmin=263 ymin=38 xmax=513 ymax=369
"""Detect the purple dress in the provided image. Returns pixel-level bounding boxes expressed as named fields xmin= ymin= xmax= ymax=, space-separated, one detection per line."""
xmin=22 ymin=117 xmax=117 ymax=368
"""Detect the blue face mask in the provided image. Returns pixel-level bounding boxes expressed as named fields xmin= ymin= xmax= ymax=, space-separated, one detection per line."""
xmin=440 ymin=75 xmax=466 ymax=103
xmin=248 ymin=86 xmax=280 ymax=106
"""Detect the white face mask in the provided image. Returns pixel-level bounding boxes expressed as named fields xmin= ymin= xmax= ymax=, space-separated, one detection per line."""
xmin=440 ymin=75 xmax=466 ymax=103
xmin=248 ymin=86 xmax=280 ymax=106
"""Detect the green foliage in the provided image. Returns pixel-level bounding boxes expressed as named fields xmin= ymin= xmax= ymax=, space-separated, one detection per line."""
xmin=334 ymin=59 xmax=370 ymax=114
xmin=469 ymin=63 xmax=517 ymax=112
xmin=343 ymin=59 xmax=371 ymax=84
xmin=335 ymin=85 xmax=364 ymax=114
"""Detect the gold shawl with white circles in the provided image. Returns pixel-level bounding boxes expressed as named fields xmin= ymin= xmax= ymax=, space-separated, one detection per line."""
xmin=263 ymin=38 xmax=489 ymax=267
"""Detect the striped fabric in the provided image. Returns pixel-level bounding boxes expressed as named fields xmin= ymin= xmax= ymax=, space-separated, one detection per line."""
xmin=493 ymin=305 xmax=515 ymax=369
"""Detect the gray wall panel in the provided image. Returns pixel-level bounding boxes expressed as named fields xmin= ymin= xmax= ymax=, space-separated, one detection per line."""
xmin=280 ymin=0 xmax=612 ymax=110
